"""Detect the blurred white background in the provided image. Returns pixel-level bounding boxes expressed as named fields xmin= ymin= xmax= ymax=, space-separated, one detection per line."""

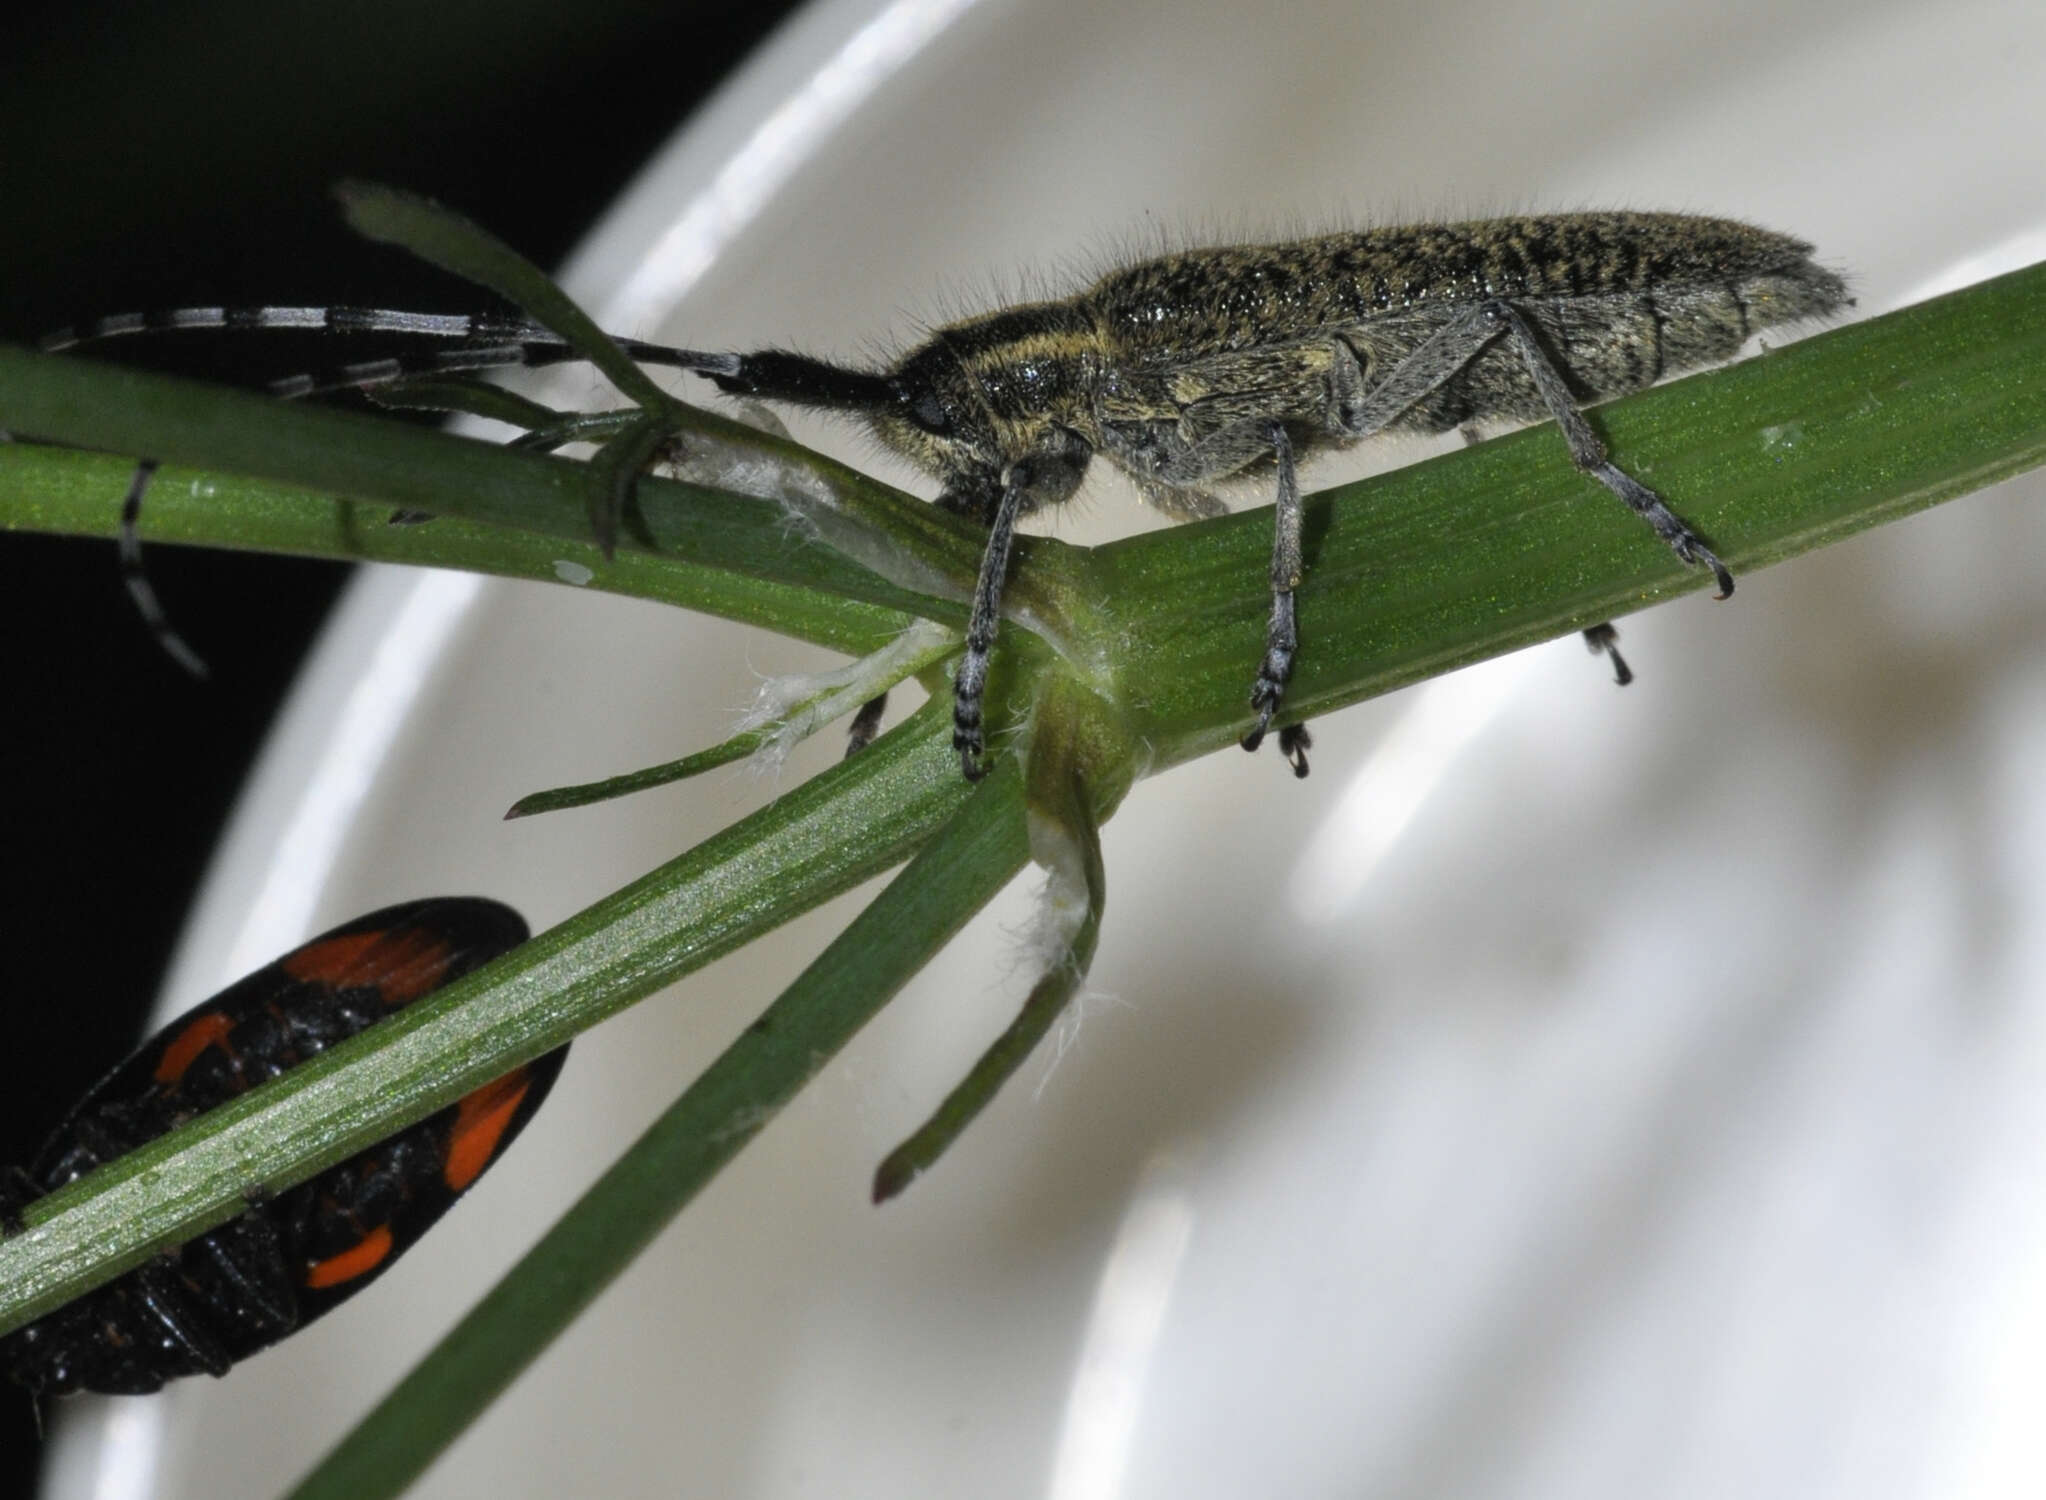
xmin=44 ymin=1 xmax=2046 ymax=1496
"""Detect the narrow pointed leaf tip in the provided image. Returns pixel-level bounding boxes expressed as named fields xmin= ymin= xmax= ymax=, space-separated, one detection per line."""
xmin=331 ymin=181 xmax=680 ymax=414
xmin=872 ymin=758 xmax=1106 ymax=1202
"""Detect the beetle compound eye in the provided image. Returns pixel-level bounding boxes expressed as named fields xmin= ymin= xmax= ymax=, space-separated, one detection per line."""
xmin=902 ymin=389 xmax=953 ymax=436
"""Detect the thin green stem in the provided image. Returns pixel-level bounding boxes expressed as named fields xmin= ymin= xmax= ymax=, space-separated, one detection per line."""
xmin=872 ymin=730 xmax=1106 ymax=1200
xmin=336 ymin=182 xmax=686 ymax=417
xmin=0 ymin=344 xmax=979 ymax=627
xmin=506 ymin=620 xmax=958 ymax=817
xmin=286 ymin=753 xmax=1030 ymax=1500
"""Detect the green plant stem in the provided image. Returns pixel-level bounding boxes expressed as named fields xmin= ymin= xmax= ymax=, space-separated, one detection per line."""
xmin=872 ymin=735 xmax=1106 ymax=1201
xmin=3 ymin=444 xmax=909 ymax=656
xmin=287 ymin=755 xmax=1030 ymax=1500
xmin=0 ymin=343 xmax=978 ymax=630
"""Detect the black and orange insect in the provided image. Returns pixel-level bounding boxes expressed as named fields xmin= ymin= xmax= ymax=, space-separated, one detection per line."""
xmin=0 ymin=898 xmax=565 ymax=1397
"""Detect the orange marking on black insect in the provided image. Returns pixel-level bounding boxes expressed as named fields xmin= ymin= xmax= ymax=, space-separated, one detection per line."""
xmin=302 ymin=1224 xmax=394 ymax=1289
xmin=153 ymin=1011 xmax=235 ymax=1084
xmin=2 ymin=900 xmax=554 ymax=1396
xmin=279 ymin=925 xmax=457 ymax=1004
xmin=442 ymin=1069 xmax=536 ymax=1191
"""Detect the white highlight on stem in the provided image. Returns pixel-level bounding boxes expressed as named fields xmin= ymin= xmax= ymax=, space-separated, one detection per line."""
xmin=1018 ymin=800 xmax=1100 ymax=1094
xmin=1022 ymin=806 xmax=1093 ymax=973
xmin=665 ymin=430 xmax=966 ymax=604
xmin=739 ymin=620 xmax=955 ymax=770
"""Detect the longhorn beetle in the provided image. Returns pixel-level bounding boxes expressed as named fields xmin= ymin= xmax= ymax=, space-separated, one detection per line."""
xmin=669 ymin=213 xmax=1847 ymax=776
xmin=51 ymin=212 xmax=1848 ymax=778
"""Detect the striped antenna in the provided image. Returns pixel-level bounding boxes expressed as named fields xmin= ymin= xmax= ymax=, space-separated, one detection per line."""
xmin=41 ymin=306 xmax=727 ymax=401
xmin=117 ymin=460 xmax=208 ymax=679
xmin=44 ymin=305 xmax=741 ymax=676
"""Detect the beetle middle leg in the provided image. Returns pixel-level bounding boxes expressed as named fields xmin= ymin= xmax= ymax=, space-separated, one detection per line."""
xmin=1098 ymin=402 xmax=1321 ymax=770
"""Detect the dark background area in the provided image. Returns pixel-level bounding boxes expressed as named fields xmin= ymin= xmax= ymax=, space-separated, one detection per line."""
xmin=2 ymin=0 xmax=801 ymax=1485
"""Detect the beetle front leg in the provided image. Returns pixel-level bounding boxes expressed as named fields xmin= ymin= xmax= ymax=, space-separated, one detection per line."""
xmin=952 ymin=467 xmax=1027 ymax=780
